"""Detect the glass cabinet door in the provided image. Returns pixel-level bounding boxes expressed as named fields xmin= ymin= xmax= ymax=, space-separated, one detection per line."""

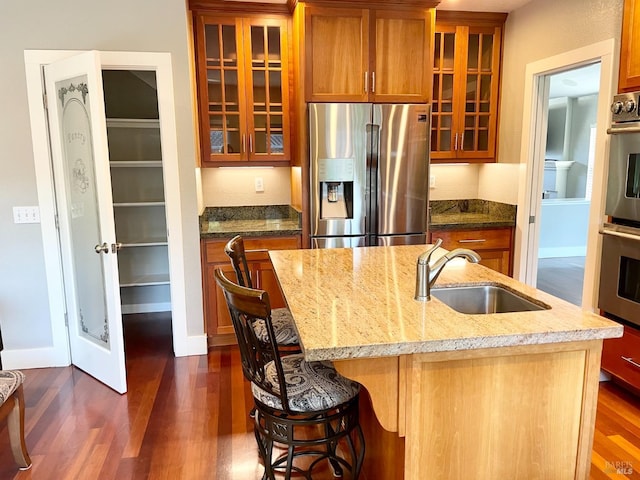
xmin=203 ymin=19 xmax=245 ymax=160
xmin=196 ymin=14 xmax=290 ymax=164
xmin=244 ymin=18 xmax=290 ymax=161
xmin=431 ymin=26 xmax=457 ymax=156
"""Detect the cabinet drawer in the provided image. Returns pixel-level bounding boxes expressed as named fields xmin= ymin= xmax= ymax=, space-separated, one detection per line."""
xmin=431 ymin=228 xmax=512 ymax=250
xmin=602 ymin=325 xmax=640 ymax=390
xmin=204 ymin=235 xmax=301 ymax=264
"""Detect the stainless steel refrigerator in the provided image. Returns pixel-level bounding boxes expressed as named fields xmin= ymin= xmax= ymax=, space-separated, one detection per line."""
xmin=309 ymin=103 xmax=430 ymax=248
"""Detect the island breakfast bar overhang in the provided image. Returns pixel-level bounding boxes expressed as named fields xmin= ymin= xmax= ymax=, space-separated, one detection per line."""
xmin=269 ymin=245 xmax=622 ymax=480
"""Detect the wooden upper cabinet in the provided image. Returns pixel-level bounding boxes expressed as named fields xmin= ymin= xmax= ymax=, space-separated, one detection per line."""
xmin=194 ymin=13 xmax=291 ymax=166
xmin=304 ymin=6 xmax=433 ymax=103
xmin=618 ymin=0 xmax=640 ymax=92
xmin=431 ymin=12 xmax=505 ymax=163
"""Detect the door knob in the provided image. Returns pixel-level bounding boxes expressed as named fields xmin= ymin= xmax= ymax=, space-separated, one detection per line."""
xmin=94 ymin=242 xmax=109 ymax=254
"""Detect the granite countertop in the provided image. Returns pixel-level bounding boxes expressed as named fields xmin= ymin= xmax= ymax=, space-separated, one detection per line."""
xmin=200 ymin=205 xmax=302 ymax=239
xmin=430 ymin=199 xmax=516 ymax=230
xmin=269 ymin=245 xmax=622 ymax=362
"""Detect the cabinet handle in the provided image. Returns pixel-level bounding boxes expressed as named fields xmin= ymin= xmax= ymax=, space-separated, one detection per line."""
xmin=249 ymin=134 xmax=253 ymax=153
xmin=458 ymin=239 xmax=486 ymax=244
xmin=454 ymin=133 xmax=458 ymax=151
xmin=460 ymin=132 xmax=465 ymax=151
xmin=371 ymin=71 xmax=376 ymax=93
xmin=242 ymin=134 xmax=246 ymax=153
xmin=364 ymin=71 xmax=369 ymax=93
xmin=622 ymin=356 xmax=640 ymax=369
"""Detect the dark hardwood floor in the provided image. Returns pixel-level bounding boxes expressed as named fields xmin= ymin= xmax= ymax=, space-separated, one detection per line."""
xmin=537 ymin=256 xmax=586 ymax=306
xmin=1 ymin=313 xmax=639 ymax=479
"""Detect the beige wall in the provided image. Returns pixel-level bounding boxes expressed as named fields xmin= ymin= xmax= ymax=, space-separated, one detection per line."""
xmin=202 ymin=167 xmax=292 ymax=206
xmin=497 ymin=0 xmax=623 ymax=165
xmin=0 ymin=0 xmax=203 ymax=350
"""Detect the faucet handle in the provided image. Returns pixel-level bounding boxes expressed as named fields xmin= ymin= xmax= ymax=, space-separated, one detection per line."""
xmin=418 ymin=238 xmax=443 ymax=265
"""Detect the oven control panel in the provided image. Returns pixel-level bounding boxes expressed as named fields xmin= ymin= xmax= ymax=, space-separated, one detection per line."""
xmin=611 ymin=92 xmax=640 ymax=123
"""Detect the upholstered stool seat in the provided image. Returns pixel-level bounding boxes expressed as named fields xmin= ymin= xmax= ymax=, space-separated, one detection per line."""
xmin=0 ymin=370 xmax=31 ymax=470
xmin=251 ymin=353 xmax=360 ymax=412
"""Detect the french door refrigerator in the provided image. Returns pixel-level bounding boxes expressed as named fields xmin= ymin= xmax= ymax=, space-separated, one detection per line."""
xmin=309 ymin=103 xmax=430 ymax=248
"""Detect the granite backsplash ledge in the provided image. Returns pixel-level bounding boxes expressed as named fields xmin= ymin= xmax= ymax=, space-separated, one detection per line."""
xmin=200 ymin=205 xmax=302 ymax=239
xmin=430 ymin=200 xmax=516 ymax=229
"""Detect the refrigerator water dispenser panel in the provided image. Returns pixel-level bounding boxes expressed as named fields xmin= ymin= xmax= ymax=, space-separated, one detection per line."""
xmin=318 ymin=158 xmax=354 ymax=219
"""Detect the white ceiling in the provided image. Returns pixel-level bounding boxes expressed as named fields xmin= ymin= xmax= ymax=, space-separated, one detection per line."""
xmin=548 ymin=62 xmax=601 ymax=99
xmin=436 ymin=0 xmax=533 ymax=11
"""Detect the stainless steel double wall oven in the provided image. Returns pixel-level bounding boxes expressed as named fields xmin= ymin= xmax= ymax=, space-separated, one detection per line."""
xmin=599 ymin=91 xmax=640 ymax=327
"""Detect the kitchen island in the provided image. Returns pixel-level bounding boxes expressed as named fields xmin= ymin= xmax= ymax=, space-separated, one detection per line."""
xmin=269 ymin=245 xmax=622 ymax=480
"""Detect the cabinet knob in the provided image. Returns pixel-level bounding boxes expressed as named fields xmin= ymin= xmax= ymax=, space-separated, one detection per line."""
xmin=364 ymin=71 xmax=369 ymax=93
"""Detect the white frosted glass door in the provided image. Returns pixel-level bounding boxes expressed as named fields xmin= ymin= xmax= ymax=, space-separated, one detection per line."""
xmin=45 ymin=51 xmax=127 ymax=393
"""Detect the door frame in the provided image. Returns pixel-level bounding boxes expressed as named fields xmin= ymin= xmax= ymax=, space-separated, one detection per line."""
xmin=514 ymin=38 xmax=617 ymax=311
xmin=24 ymin=50 xmax=204 ymax=367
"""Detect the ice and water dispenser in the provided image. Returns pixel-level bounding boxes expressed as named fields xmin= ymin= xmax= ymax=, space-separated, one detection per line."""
xmin=317 ymin=158 xmax=354 ymax=220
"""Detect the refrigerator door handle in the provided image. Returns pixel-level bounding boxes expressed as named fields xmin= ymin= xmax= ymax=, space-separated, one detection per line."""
xmin=367 ymin=121 xmax=380 ymax=245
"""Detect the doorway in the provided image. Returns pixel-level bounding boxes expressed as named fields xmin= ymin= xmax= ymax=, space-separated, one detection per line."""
xmin=535 ymin=63 xmax=601 ymax=306
xmin=515 ymin=39 xmax=616 ymax=311
xmin=24 ymin=50 xmax=204 ymax=392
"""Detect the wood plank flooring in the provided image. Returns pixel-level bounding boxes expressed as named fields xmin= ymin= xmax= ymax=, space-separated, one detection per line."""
xmin=537 ymin=256 xmax=586 ymax=306
xmin=1 ymin=313 xmax=639 ymax=479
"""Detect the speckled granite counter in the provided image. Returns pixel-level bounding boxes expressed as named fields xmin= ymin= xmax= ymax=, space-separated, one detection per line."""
xmin=430 ymin=199 xmax=516 ymax=230
xmin=200 ymin=205 xmax=302 ymax=239
xmin=269 ymin=244 xmax=621 ymax=361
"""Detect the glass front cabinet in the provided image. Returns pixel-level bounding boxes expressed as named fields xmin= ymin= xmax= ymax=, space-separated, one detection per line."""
xmin=431 ymin=13 xmax=505 ymax=163
xmin=194 ymin=14 xmax=291 ymax=165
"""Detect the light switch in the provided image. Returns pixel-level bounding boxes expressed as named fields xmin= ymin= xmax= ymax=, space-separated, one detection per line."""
xmin=13 ymin=206 xmax=41 ymax=224
xmin=430 ymin=175 xmax=436 ymax=188
xmin=255 ymin=177 xmax=264 ymax=192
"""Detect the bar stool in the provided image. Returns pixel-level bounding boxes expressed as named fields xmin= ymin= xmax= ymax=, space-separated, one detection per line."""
xmin=224 ymin=235 xmax=300 ymax=353
xmin=0 ymin=370 xmax=31 ymax=470
xmin=215 ymin=268 xmax=365 ymax=479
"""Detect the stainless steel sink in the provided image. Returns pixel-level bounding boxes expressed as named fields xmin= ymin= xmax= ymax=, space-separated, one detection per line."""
xmin=430 ymin=284 xmax=550 ymax=314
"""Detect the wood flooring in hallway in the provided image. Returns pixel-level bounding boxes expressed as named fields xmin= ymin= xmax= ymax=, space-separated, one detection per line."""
xmin=1 ymin=313 xmax=639 ymax=479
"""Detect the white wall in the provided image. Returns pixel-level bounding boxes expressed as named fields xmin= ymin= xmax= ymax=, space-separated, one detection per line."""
xmin=0 ymin=1 xmax=204 ymax=354
xmin=539 ymin=200 xmax=590 ymax=257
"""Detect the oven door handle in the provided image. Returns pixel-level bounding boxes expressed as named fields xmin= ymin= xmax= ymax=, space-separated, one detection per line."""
xmin=599 ymin=227 xmax=640 ymax=242
xmin=607 ymin=125 xmax=640 ymax=134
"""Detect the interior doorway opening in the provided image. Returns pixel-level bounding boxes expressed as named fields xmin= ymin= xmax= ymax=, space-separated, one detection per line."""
xmin=535 ymin=63 xmax=601 ymax=306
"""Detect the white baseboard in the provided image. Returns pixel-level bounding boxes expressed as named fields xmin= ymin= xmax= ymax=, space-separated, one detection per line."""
xmin=174 ymin=334 xmax=208 ymax=357
xmin=1 ymin=346 xmax=70 ymax=370
xmin=538 ymin=246 xmax=587 ymax=258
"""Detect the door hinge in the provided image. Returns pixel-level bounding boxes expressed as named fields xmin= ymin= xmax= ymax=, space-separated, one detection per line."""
xmin=43 ymin=92 xmax=48 ymax=110
xmin=529 ymin=215 xmax=535 ymax=224
xmin=54 ymin=213 xmax=60 ymax=230
xmin=64 ymin=312 xmax=68 ymax=327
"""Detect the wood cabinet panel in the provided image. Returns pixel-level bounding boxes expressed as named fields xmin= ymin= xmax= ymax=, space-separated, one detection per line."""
xmin=430 ymin=226 xmax=513 ymax=276
xmin=372 ymin=9 xmax=432 ymax=103
xmin=303 ymin=5 xmax=433 ymax=103
xmin=602 ymin=324 xmax=640 ymax=391
xmin=305 ymin=7 xmax=369 ymax=102
xmin=201 ymin=235 xmax=301 ymax=346
xmin=619 ymin=0 xmax=640 ymax=92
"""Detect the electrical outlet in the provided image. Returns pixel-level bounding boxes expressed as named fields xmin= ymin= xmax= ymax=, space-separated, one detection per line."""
xmin=255 ymin=177 xmax=264 ymax=192
xmin=430 ymin=174 xmax=436 ymax=188
xmin=13 ymin=206 xmax=41 ymax=224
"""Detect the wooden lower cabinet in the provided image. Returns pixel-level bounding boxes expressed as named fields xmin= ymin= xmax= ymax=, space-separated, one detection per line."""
xmin=429 ymin=226 xmax=514 ymax=276
xmin=602 ymin=324 xmax=640 ymax=392
xmin=202 ymin=235 xmax=301 ymax=346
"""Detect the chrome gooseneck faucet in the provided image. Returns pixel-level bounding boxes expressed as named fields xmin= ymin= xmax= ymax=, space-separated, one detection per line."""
xmin=415 ymin=238 xmax=482 ymax=301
